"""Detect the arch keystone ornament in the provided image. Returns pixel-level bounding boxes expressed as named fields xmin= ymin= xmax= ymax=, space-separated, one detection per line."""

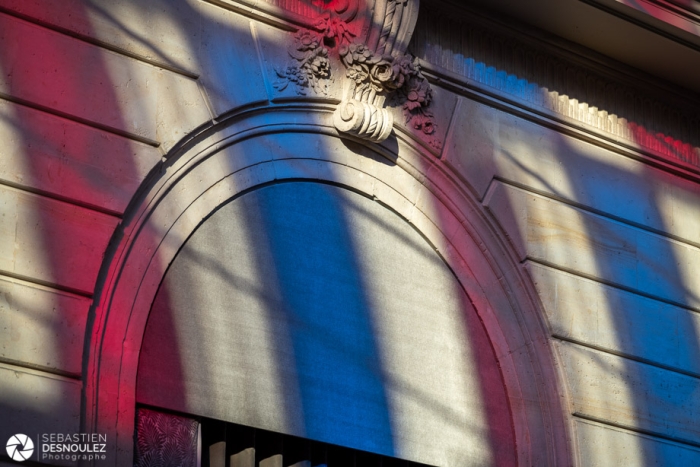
xmin=273 ymin=0 xmax=439 ymax=147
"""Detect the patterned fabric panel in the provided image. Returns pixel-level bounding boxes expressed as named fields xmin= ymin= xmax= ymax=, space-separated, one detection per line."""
xmin=135 ymin=408 xmax=199 ymax=467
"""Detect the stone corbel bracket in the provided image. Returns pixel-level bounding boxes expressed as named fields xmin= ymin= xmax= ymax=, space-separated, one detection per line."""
xmin=273 ymin=0 xmax=439 ymax=146
xmin=333 ymin=0 xmax=421 ymax=142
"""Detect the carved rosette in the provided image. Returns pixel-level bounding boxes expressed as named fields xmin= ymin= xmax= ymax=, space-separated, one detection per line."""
xmin=273 ymin=0 xmax=439 ymax=146
xmin=274 ymin=30 xmax=334 ymax=95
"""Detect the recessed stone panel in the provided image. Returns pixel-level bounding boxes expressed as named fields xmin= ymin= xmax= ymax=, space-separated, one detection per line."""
xmin=137 ymin=181 xmax=515 ymax=467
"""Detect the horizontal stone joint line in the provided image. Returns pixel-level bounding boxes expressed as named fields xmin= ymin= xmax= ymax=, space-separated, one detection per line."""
xmin=525 ymin=258 xmax=700 ymax=315
xmin=203 ymin=0 xmax=302 ymax=32
xmin=573 ymin=412 xmax=700 ymax=451
xmin=553 ymin=335 xmax=700 ymax=381
xmin=0 ymin=178 xmax=124 ymax=219
xmin=0 ymin=356 xmax=82 ymax=381
xmin=0 ymin=6 xmax=200 ymax=79
xmin=493 ymin=176 xmax=700 ymax=250
xmin=0 ymin=270 xmax=93 ymax=299
xmin=0 ymin=92 xmax=161 ymax=148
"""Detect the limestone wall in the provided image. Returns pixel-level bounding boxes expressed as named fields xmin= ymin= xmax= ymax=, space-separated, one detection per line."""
xmin=0 ymin=1 xmax=698 ymax=466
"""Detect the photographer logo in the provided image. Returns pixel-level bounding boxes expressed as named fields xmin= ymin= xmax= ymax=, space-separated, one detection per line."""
xmin=6 ymin=434 xmax=34 ymax=462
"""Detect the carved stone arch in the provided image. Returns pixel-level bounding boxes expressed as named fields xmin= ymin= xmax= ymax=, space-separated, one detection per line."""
xmin=83 ymin=103 xmax=571 ymax=466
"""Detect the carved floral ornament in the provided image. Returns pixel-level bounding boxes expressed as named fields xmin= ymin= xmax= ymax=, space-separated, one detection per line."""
xmin=273 ymin=0 xmax=440 ymax=148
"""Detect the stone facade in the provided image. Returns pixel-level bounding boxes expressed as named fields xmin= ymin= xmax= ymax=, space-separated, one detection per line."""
xmin=0 ymin=0 xmax=699 ymax=466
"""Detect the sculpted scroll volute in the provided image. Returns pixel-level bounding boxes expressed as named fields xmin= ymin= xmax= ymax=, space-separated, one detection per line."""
xmin=272 ymin=0 xmax=439 ymax=147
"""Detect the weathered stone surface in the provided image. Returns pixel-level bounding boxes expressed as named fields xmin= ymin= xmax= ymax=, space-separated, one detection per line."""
xmin=443 ymin=97 xmax=500 ymax=197
xmin=0 ymin=0 xmax=198 ymax=74
xmin=2 ymin=3 xmax=696 ymax=466
xmin=446 ymin=97 xmax=700 ymax=247
xmin=485 ymin=180 xmax=700 ymax=310
xmin=530 ymin=263 xmax=700 ymax=377
xmin=0 ymin=0 xmax=271 ymax=120
xmin=195 ymin=0 xmax=270 ymax=115
xmin=0 ymin=99 xmax=161 ymax=213
xmin=0 ymin=277 xmax=89 ymax=375
xmin=0 ymin=186 xmax=118 ymax=294
xmin=575 ymin=419 xmax=700 ymax=467
xmin=0 ymin=11 xmax=210 ymax=150
xmin=0 ymin=365 xmax=80 ymax=465
xmin=137 ymin=182 xmax=515 ymax=467
xmin=558 ymin=341 xmax=700 ymax=445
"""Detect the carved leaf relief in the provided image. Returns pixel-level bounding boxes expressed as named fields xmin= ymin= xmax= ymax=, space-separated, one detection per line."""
xmin=274 ymin=30 xmax=333 ymax=95
xmin=271 ymin=0 xmax=440 ymax=146
xmin=135 ymin=408 xmax=199 ymax=467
